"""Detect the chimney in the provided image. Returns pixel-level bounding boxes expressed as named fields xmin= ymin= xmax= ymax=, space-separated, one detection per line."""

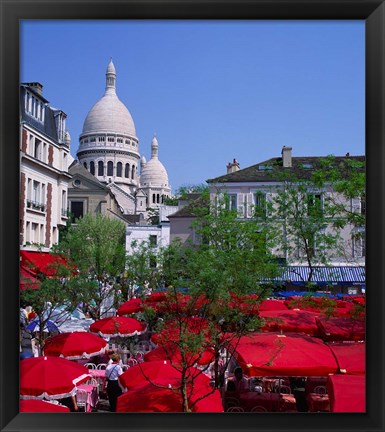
xmin=227 ymin=158 xmax=240 ymax=174
xmin=281 ymin=146 xmax=292 ymax=168
xmin=26 ymin=82 xmax=43 ymax=96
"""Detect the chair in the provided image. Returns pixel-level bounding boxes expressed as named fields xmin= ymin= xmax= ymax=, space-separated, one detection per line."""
xmin=314 ymin=386 xmax=327 ymax=395
xmin=88 ymin=378 xmax=98 ymax=387
xmin=134 ymin=351 xmax=144 ymax=362
xmin=279 ymin=385 xmax=292 ymax=395
xmin=96 ymin=363 xmax=107 ymax=370
xmin=226 ymin=406 xmax=244 ymax=412
xmin=76 ymin=389 xmax=89 ymax=411
xmin=224 ymin=397 xmax=240 ymax=410
xmin=126 ymin=358 xmax=138 ymax=367
xmin=137 ymin=341 xmax=151 ymax=353
xmin=250 ymin=405 xmax=268 ymax=412
xmin=84 ymin=362 xmax=97 ymax=369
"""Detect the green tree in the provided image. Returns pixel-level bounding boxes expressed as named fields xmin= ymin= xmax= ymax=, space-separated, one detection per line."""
xmin=54 ymin=214 xmax=127 ymax=319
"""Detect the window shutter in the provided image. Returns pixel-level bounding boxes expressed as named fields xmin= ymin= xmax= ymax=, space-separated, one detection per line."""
xmin=237 ymin=193 xmax=245 ymax=217
xmin=246 ymin=193 xmax=254 ymax=218
xmin=351 ymin=197 xmax=361 ymax=213
xmin=266 ymin=193 xmax=273 ymax=216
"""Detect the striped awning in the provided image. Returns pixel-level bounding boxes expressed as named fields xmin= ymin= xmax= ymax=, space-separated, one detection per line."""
xmin=266 ymin=266 xmax=365 ymax=286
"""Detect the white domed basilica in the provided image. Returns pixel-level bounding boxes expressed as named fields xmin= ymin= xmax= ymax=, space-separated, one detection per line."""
xmin=76 ymin=59 xmax=171 ymax=219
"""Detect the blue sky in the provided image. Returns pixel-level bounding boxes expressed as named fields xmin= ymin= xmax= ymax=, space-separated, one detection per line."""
xmin=20 ymin=20 xmax=365 ymax=193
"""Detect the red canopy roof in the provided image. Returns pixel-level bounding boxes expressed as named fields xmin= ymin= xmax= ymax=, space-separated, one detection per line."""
xmin=259 ymin=309 xmax=320 ymax=336
xmin=228 ymin=332 xmax=339 ymax=377
xmin=326 ymin=374 xmax=365 ymax=412
xmin=327 ymin=342 xmax=365 ymax=375
xmin=20 ymin=250 xmax=72 ymax=277
xmin=316 ymin=316 xmax=365 ymax=342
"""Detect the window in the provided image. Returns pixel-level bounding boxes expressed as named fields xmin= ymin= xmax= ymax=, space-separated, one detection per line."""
xmin=83 ymin=162 xmax=87 ymax=169
xmin=351 ymin=195 xmax=365 ymax=217
xmin=131 ymin=165 xmax=135 ymax=179
xmin=125 ymin=163 xmax=130 ymax=178
xmin=152 ymin=194 xmax=156 ymax=204
xmin=116 ymin=162 xmax=122 ymax=177
xmin=71 ymin=201 xmax=84 ymax=222
xmin=254 ymin=192 xmax=266 ymax=217
xmin=61 ymin=191 xmax=67 ymax=217
xmin=149 ymin=235 xmax=157 ymax=246
xmin=228 ymin=194 xmax=237 ymax=211
xmin=90 ymin=161 xmax=95 ymax=175
xmin=353 ymin=233 xmax=365 ymax=258
xmin=98 ymin=161 xmax=104 ymax=176
xmin=307 ymin=194 xmax=322 ymax=217
xmin=107 ymin=161 xmax=113 ymax=176
xmin=34 ymin=139 xmax=42 ymax=160
xmin=157 ymin=194 xmax=160 ymax=204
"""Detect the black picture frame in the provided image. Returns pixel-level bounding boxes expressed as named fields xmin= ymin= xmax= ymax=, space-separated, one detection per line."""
xmin=1 ymin=1 xmax=384 ymax=431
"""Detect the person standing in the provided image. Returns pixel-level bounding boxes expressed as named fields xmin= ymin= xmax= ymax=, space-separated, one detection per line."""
xmin=105 ymin=353 xmax=123 ymax=412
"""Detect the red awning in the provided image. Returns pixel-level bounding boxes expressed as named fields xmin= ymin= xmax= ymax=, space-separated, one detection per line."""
xmin=259 ymin=309 xmax=320 ymax=336
xmin=327 ymin=342 xmax=365 ymax=375
xmin=20 ymin=266 xmax=41 ymax=291
xmin=228 ymin=332 xmax=339 ymax=377
xmin=326 ymin=374 xmax=365 ymax=412
xmin=20 ymin=250 xmax=72 ymax=277
xmin=316 ymin=316 xmax=365 ymax=342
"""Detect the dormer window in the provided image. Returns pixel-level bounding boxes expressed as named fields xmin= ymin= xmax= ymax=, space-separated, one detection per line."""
xmin=25 ymin=91 xmax=45 ymax=123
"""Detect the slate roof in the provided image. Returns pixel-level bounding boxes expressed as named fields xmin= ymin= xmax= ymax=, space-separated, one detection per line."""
xmin=20 ymin=83 xmax=61 ymax=143
xmin=167 ymin=195 xmax=209 ymax=218
xmin=207 ymin=155 xmax=365 ymax=184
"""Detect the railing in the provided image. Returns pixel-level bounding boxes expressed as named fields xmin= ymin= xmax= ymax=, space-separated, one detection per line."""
xmin=26 ymin=199 xmax=45 ymax=212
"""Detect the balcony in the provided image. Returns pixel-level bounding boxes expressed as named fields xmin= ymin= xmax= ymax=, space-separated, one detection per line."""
xmin=26 ymin=199 xmax=45 ymax=212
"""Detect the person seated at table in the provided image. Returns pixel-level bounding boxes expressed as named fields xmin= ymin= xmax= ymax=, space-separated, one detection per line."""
xmin=250 ymin=378 xmax=263 ymax=393
xmin=226 ymin=379 xmax=237 ymax=393
xmin=231 ymin=367 xmax=250 ymax=394
xmin=58 ymin=395 xmax=78 ymax=412
xmin=105 ymin=353 xmax=124 ymax=412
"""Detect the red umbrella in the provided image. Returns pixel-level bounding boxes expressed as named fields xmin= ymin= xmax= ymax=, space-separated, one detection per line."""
xmin=147 ymin=294 xmax=209 ymax=315
xmin=144 ymin=344 xmax=215 ymax=366
xmin=116 ymin=378 xmax=223 ymax=412
xmin=119 ymin=360 xmax=207 ymax=389
xmin=89 ymin=316 xmax=146 ymax=338
xmin=259 ymin=309 xmax=320 ymax=336
xmin=143 ymin=291 xmax=168 ymax=303
xmin=43 ymin=331 xmax=107 ymax=360
xmin=228 ymin=332 xmax=339 ymax=377
xmin=326 ymin=374 xmax=365 ymax=412
xmin=151 ymin=317 xmax=212 ymax=345
xmin=327 ymin=342 xmax=365 ymax=375
xmin=20 ymin=356 xmax=90 ymax=400
xmin=20 ymin=399 xmax=70 ymax=412
xmin=259 ymin=299 xmax=289 ymax=312
xmin=116 ymin=298 xmax=144 ymax=316
xmin=315 ymin=316 xmax=365 ymax=342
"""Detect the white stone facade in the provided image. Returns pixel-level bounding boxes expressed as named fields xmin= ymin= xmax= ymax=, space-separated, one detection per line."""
xmin=20 ymin=83 xmax=71 ymax=250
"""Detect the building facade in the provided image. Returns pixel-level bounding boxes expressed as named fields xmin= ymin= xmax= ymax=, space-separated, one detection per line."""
xmin=207 ymin=146 xmax=365 ymax=268
xmin=20 ymin=82 xmax=72 ymax=250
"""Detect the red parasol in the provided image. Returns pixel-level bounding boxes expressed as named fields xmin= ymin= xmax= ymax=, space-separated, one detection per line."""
xmin=326 ymin=374 xmax=365 ymax=412
xmin=116 ymin=298 xmax=144 ymax=316
xmin=43 ymin=331 xmax=107 ymax=360
xmin=144 ymin=344 xmax=215 ymax=366
xmin=228 ymin=332 xmax=339 ymax=377
xmin=259 ymin=299 xmax=289 ymax=311
xmin=119 ymin=360 xmax=207 ymax=389
xmin=89 ymin=316 xmax=146 ymax=338
xmin=143 ymin=291 xmax=168 ymax=303
xmin=327 ymin=342 xmax=365 ymax=375
xmin=20 ymin=356 xmax=90 ymax=400
xmin=315 ymin=316 xmax=365 ymax=342
xmin=259 ymin=309 xmax=320 ymax=336
xmin=116 ymin=378 xmax=223 ymax=412
xmin=20 ymin=399 xmax=70 ymax=412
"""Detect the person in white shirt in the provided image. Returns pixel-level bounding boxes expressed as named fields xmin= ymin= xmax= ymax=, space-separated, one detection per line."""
xmin=105 ymin=353 xmax=124 ymax=411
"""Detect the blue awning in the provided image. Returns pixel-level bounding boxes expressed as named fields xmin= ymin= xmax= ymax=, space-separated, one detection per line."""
xmin=265 ymin=266 xmax=365 ymax=286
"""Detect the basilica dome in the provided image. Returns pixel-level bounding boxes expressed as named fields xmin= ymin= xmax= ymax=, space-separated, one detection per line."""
xmin=140 ymin=136 xmax=170 ymax=187
xmin=81 ymin=60 xmax=136 ymax=138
